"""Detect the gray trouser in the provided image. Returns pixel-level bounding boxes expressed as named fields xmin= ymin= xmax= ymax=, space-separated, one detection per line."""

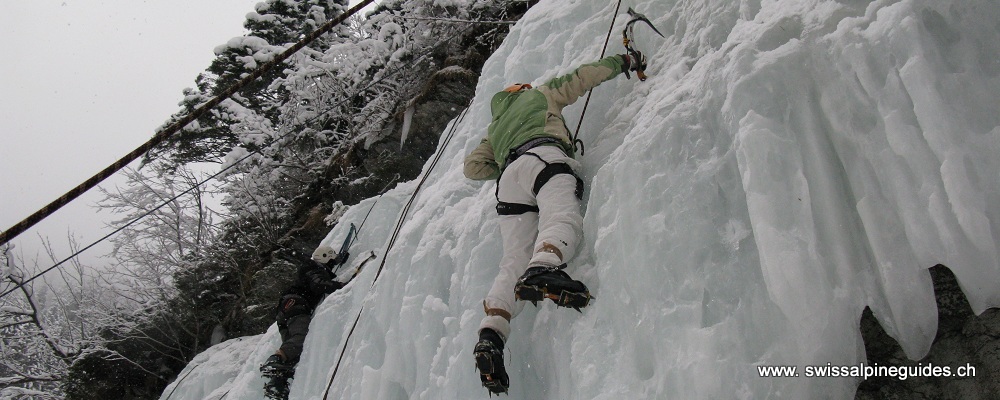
xmin=276 ymin=294 xmax=313 ymax=364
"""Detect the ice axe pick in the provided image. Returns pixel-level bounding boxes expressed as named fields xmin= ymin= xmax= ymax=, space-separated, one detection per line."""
xmin=622 ymin=7 xmax=665 ymax=81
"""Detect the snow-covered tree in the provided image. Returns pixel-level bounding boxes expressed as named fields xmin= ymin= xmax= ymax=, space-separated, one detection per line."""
xmin=96 ymin=163 xmax=220 ymax=307
xmin=0 ymin=241 xmax=106 ymax=399
xmin=149 ymin=0 xmax=352 ymax=166
xmin=65 ymin=0 xmax=531 ymax=396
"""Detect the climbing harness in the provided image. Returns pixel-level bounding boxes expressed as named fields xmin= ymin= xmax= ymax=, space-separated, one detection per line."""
xmin=503 ymin=137 xmax=565 ymax=168
xmin=495 ymin=136 xmax=585 ymax=216
xmin=495 ymin=147 xmax=584 ymax=216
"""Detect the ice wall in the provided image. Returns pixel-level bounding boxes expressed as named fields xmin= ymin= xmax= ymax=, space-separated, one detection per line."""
xmin=159 ymin=336 xmax=263 ymax=400
xmin=161 ymin=0 xmax=1000 ymax=399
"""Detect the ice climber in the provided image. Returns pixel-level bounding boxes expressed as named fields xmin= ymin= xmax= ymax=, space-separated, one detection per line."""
xmin=463 ymin=52 xmax=646 ymax=394
xmin=259 ymin=243 xmax=356 ymax=400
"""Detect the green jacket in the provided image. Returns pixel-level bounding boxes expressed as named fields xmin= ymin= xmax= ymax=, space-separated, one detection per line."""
xmin=464 ymin=56 xmax=626 ymax=181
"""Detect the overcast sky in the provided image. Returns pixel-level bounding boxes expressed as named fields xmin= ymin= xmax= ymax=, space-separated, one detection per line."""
xmin=0 ymin=0 xmax=265 ymax=267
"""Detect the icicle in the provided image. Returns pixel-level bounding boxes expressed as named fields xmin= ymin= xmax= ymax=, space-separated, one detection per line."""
xmin=400 ymin=98 xmax=416 ymax=149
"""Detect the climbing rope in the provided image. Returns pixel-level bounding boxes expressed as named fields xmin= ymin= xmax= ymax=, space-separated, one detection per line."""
xmin=321 ymin=102 xmax=472 ymax=400
xmin=0 ymin=14 xmax=505 ymax=301
xmin=0 ymin=148 xmax=260 ymax=299
xmin=348 ymin=174 xmax=400 ymax=250
xmin=0 ymin=0 xmax=378 ymax=247
xmin=162 ymin=360 xmax=203 ymax=400
xmin=570 ymin=0 xmax=625 ymax=154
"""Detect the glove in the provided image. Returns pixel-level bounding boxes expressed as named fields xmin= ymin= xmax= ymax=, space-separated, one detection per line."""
xmin=305 ymin=265 xmax=344 ymax=294
xmin=619 ymin=51 xmax=647 ymax=79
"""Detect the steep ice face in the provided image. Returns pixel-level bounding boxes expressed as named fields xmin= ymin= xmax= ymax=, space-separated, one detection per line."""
xmin=162 ymin=0 xmax=1000 ymax=399
xmin=159 ymin=335 xmax=264 ymax=400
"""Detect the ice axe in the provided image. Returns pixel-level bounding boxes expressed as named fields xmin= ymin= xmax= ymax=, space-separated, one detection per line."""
xmin=622 ymin=7 xmax=665 ymax=81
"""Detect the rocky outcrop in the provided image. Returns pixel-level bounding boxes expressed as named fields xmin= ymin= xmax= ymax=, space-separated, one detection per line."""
xmin=856 ymin=265 xmax=1000 ymax=399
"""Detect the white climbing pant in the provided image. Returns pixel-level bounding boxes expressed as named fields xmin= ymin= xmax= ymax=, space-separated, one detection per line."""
xmin=479 ymin=146 xmax=584 ymax=340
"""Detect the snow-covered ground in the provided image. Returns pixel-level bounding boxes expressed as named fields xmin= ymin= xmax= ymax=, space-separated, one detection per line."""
xmin=160 ymin=0 xmax=1000 ymax=398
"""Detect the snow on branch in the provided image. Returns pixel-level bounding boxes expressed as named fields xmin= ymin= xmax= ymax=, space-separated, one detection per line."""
xmin=0 ymin=305 xmax=32 ymax=316
xmin=395 ymin=15 xmax=517 ymax=24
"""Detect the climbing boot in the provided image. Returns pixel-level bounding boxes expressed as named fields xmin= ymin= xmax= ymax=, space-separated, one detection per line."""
xmin=514 ymin=265 xmax=592 ymax=311
xmin=261 ymin=354 xmax=294 ymax=400
xmin=474 ymin=328 xmax=509 ymax=395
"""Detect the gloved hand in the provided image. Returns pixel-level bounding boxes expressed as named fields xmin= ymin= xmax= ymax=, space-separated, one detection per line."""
xmin=305 ymin=265 xmax=344 ymax=294
xmin=619 ymin=50 xmax=647 ymax=79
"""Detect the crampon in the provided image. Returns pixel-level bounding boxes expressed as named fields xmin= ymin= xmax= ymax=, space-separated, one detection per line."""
xmin=263 ymin=377 xmax=291 ymax=400
xmin=514 ymin=266 xmax=593 ymax=311
xmin=474 ymin=331 xmax=509 ymax=395
xmin=260 ymin=355 xmax=294 ymax=399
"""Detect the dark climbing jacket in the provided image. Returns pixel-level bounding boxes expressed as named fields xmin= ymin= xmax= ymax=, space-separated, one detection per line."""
xmin=275 ymin=249 xmax=344 ymax=309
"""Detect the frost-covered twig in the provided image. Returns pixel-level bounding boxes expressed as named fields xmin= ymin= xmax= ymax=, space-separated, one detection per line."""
xmin=395 ymin=15 xmax=517 ymax=25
